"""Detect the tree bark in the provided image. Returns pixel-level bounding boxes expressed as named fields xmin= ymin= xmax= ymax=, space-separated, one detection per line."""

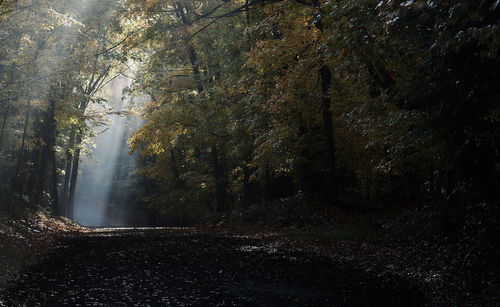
xmin=187 ymin=45 xmax=204 ymax=93
xmin=241 ymin=158 xmax=252 ymax=203
xmin=175 ymin=3 xmax=204 ymax=93
xmin=67 ymin=133 xmax=82 ymax=219
xmin=28 ymin=110 xmax=42 ymax=201
xmin=61 ymin=129 xmax=75 ymax=216
xmin=0 ymin=99 xmax=10 ymax=153
xmin=320 ymin=65 xmax=336 ymax=202
xmin=36 ymin=95 xmax=57 ymax=205
xmin=50 ymin=148 xmax=59 ymax=214
xmin=175 ymin=2 xmax=230 ymax=212
xmin=211 ymin=145 xmax=228 ymax=213
xmin=15 ymin=96 xmax=31 ymax=189
xmin=300 ymin=0 xmax=337 ymax=202
xmin=62 ymin=160 xmax=72 ymax=215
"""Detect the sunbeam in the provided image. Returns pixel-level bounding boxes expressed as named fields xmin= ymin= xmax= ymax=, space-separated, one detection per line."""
xmin=73 ymin=74 xmax=144 ymax=227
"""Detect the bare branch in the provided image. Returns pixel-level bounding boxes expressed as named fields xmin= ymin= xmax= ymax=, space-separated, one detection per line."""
xmin=94 ymin=29 xmax=141 ymax=57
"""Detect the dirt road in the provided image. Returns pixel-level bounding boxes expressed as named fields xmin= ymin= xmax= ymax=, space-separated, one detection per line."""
xmin=4 ymin=228 xmax=422 ymax=306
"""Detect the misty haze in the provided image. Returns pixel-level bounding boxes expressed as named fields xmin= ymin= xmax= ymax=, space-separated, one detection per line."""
xmin=1 ymin=0 xmax=498 ymax=306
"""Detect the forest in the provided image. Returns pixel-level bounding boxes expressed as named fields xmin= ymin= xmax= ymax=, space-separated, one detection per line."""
xmin=0 ymin=0 xmax=499 ymax=305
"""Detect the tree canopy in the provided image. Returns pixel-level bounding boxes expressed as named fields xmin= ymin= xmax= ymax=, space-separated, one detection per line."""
xmin=0 ymin=0 xmax=498 ymax=233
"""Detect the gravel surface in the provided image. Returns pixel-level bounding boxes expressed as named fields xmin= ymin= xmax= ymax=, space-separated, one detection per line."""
xmin=4 ymin=228 xmax=422 ymax=306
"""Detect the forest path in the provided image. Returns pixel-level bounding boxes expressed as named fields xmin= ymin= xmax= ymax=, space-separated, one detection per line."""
xmin=5 ymin=228 xmax=420 ymax=306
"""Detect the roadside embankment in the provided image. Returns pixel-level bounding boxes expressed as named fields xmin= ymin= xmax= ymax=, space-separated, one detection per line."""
xmin=0 ymin=197 xmax=87 ymax=303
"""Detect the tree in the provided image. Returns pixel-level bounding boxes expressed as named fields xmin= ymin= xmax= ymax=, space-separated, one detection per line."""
xmin=0 ymin=0 xmax=128 ymax=215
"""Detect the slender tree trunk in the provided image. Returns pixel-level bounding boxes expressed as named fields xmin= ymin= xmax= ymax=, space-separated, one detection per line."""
xmin=16 ymin=42 xmax=39 ymax=158
xmin=175 ymin=3 xmax=203 ymax=93
xmin=50 ymin=149 xmax=59 ymax=214
xmin=62 ymin=156 xmax=73 ymax=215
xmin=28 ymin=110 xmax=42 ymax=201
xmin=175 ymin=2 xmax=231 ymax=212
xmin=35 ymin=149 xmax=49 ymax=203
xmin=320 ymin=65 xmax=336 ymax=202
xmin=37 ymin=100 xmax=55 ymax=185
xmin=241 ymin=162 xmax=252 ymax=203
xmin=15 ymin=96 xmax=31 ymax=188
xmin=305 ymin=1 xmax=337 ymax=203
xmin=67 ymin=133 xmax=82 ymax=219
xmin=188 ymin=46 xmax=204 ymax=93
xmin=0 ymin=99 xmax=11 ymax=153
xmin=36 ymin=96 xmax=57 ymax=204
xmin=0 ymin=35 xmax=24 ymax=152
xmin=60 ymin=65 xmax=109 ymax=216
xmin=211 ymin=145 xmax=228 ymax=213
xmin=61 ymin=128 xmax=76 ymax=216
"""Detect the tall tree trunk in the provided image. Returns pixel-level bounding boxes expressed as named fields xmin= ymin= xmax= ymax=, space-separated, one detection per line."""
xmin=15 ymin=96 xmax=31 ymax=189
xmin=67 ymin=133 xmax=82 ymax=219
xmin=305 ymin=1 xmax=337 ymax=202
xmin=62 ymin=157 xmax=73 ymax=216
xmin=187 ymin=46 xmax=204 ymax=93
xmin=28 ymin=110 xmax=42 ymax=201
xmin=320 ymin=65 xmax=336 ymax=202
xmin=0 ymin=99 xmax=11 ymax=153
xmin=36 ymin=96 xmax=57 ymax=204
xmin=60 ymin=65 xmax=109 ymax=216
xmin=241 ymin=159 xmax=252 ymax=203
xmin=211 ymin=145 xmax=228 ymax=213
xmin=61 ymin=128 xmax=76 ymax=216
xmin=67 ymin=151 xmax=80 ymax=219
xmin=175 ymin=3 xmax=203 ymax=93
xmin=175 ymin=2 xmax=231 ymax=212
xmin=50 ymin=149 xmax=59 ymax=214
xmin=0 ymin=35 xmax=25 ymax=152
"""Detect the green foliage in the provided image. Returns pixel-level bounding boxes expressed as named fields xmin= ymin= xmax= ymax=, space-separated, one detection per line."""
xmin=0 ymin=0 xmax=131 ymax=213
xmin=124 ymin=0 xmax=498 ymax=226
xmin=2 ymin=0 xmax=497 ymax=227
